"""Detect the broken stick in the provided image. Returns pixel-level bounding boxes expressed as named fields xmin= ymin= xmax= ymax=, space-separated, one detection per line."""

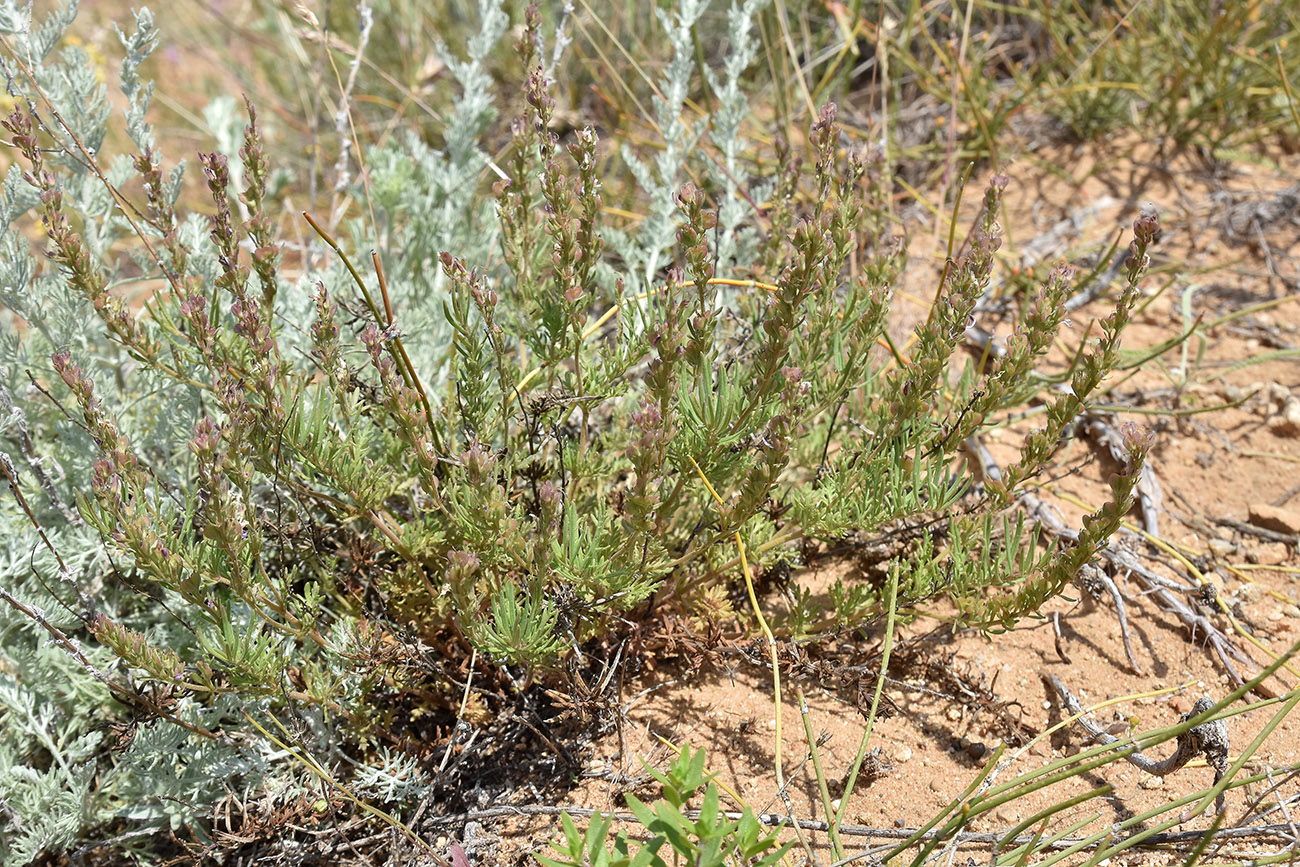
xmin=1048 ymin=673 xmax=1230 ymax=814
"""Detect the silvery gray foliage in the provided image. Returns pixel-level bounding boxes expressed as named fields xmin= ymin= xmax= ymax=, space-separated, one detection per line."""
xmin=0 ymin=1 xmax=108 ymax=160
xmin=602 ymin=0 xmax=770 ymax=317
xmin=704 ymin=0 xmax=772 ymax=282
xmin=608 ymin=0 xmax=709 ymax=294
xmin=111 ymin=696 xmax=271 ymax=832
xmin=114 ymin=7 xmax=157 ymax=150
xmin=0 ymin=720 xmax=96 ymax=866
xmin=333 ymin=0 xmax=374 ymax=193
xmin=0 ymin=3 xmax=310 ymax=860
xmin=0 ymin=0 xmax=78 ymax=64
xmin=204 ymin=95 xmax=251 ymax=213
xmin=0 ymin=0 xmax=525 ymax=857
xmin=345 ymin=745 xmax=434 ymax=802
xmin=361 ymin=0 xmax=509 ymax=378
xmin=0 ymin=532 xmax=111 ymax=865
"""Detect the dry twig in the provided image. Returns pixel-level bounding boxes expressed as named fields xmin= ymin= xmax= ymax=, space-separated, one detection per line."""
xmin=1048 ymin=673 xmax=1230 ymax=814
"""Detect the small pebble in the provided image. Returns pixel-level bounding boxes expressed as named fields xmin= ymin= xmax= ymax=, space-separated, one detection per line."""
xmin=895 ymin=746 xmax=913 ymax=763
xmin=1249 ymin=503 xmax=1300 ymax=534
xmin=1270 ymin=411 xmax=1300 ymax=436
xmin=1140 ymin=776 xmax=1164 ymax=790
xmin=1208 ymin=538 xmax=1235 ymax=559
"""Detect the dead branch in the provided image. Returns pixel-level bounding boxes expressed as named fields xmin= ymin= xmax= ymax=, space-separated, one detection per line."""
xmin=1048 ymin=673 xmax=1230 ymax=813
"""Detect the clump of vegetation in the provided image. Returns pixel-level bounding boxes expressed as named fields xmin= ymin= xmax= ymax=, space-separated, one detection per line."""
xmin=6 ymin=0 xmax=1275 ymax=864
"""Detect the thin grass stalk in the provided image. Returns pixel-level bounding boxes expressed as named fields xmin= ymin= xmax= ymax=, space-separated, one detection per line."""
xmin=1009 ymin=821 xmax=1047 ymax=867
xmin=302 ymin=210 xmax=444 ymax=459
xmin=1179 ymin=809 xmax=1226 ymax=867
xmin=687 ymin=456 xmax=808 ymax=865
xmin=927 ymin=161 xmax=976 ymax=323
xmin=954 ymin=43 xmax=1000 ymax=172
xmin=1252 ymin=849 xmax=1300 ymax=865
xmin=977 ymin=639 xmax=1300 ymax=810
xmin=971 ymin=718 xmax=1223 ymax=825
xmin=1031 ymin=764 xmax=1300 ymax=867
xmin=1074 ymin=699 xmax=1300 ymax=866
xmin=987 ymin=679 xmax=1194 ymax=793
xmin=994 ymin=785 xmax=1113 ymax=853
xmin=995 ymin=811 xmax=1101 ymax=867
xmin=796 ymin=687 xmax=841 ymax=854
xmin=831 ymin=567 xmax=899 ymax=859
xmin=1187 ymin=688 xmax=1300 ymax=821
xmin=879 ymin=741 xmax=1005 ymax=863
xmin=1277 ymin=46 xmax=1300 ymax=135
xmin=771 ymin=0 xmax=818 ymax=118
xmin=894 ymin=641 xmax=1300 ymax=864
xmin=1069 ymin=230 xmax=1124 ymax=298
xmin=1139 ymin=528 xmax=1300 ymax=683
xmin=1033 ymin=824 xmax=1125 ymax=867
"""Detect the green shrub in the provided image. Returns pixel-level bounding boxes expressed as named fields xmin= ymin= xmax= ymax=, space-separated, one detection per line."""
xmin=0 ymin=0 xmax=1157 ymax=860
xmin=537 ymin=746 xmax=793 ymax=867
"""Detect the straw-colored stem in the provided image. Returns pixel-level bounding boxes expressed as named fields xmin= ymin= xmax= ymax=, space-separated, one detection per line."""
xmin=303 ymin=213 xmax=444 ymax=460
xmin=687 ymin=458 xmax=786 ymax=795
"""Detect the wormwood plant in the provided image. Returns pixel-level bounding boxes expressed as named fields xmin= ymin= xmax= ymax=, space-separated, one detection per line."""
xmin=0 ymin=0 xmax=1159 ymax=860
